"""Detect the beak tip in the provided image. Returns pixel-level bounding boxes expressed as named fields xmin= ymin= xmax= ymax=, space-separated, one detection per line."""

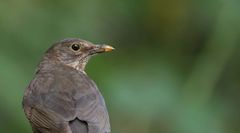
xmin=103 ymin=45 xmax=115 ymax=52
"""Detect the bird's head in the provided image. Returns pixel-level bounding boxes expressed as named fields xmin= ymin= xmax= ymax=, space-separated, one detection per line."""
xmin=40 ymin=38 xmax=114 ymax=71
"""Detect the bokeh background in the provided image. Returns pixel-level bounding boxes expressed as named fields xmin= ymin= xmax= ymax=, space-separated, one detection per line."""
xmin=0 ymin=0 xmax=239 ymax=133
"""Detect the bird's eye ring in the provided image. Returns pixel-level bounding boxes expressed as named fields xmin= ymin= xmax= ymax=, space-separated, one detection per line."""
xmin=71 ymin=44 xmax=80 ymax=51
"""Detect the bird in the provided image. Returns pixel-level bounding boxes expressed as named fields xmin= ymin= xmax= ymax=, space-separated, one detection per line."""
xmin=22 ymin=38 xmax=114 ymax=133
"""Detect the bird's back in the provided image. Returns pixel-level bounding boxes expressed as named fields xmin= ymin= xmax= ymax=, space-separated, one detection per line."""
xmin=69 ymin=118 xmax=88 ymax=133
xmin=23 ymin=64 xmax=110 ymax=133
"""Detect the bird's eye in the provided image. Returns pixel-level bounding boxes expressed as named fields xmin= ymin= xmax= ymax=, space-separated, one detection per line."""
xmin=71 ymin=44 xmax=80 ymax=51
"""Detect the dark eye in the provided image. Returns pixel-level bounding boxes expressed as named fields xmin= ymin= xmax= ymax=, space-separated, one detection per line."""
xmin=71 ymin=44 xmax=80 ymax=51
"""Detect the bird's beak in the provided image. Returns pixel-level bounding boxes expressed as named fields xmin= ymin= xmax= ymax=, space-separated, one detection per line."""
xmin=101 ymin=45 xmax=115 ymax=52
xmin=90 ymin=45 xmax=114 ymax=55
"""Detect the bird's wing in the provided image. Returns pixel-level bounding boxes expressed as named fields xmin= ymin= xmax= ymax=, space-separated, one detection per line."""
xmin=23 ymin=79 xmax=73 ymax=133
xmin=22 ymin=70 xmax=76 ymax=132
xmin=26 ymin=105 xmax=65 ymax=130
xmin=74 ymin=73 xmax=111 ymax=133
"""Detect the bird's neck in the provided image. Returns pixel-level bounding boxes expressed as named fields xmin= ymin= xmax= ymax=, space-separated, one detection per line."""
xmin=36 ymin=57 xmax=56 ymax=73
xmin=37 ymin=55 xmax=88 ymax=74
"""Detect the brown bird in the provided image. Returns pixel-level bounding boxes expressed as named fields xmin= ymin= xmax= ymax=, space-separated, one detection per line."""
xmin=22 ymin=38 xmax=113 ymax=133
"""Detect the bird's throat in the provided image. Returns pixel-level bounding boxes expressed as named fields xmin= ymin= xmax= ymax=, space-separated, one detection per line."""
xmin=66 ymin=60 xmax=87 ymax=72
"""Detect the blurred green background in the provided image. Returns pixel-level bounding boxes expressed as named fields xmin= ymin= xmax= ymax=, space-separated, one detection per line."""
xmin=0 ymin=0 xmax=240 ymax=133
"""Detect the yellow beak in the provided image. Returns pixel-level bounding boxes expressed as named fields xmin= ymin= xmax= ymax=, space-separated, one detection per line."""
xmin=102 ymin=45 xmax=115 ymax=52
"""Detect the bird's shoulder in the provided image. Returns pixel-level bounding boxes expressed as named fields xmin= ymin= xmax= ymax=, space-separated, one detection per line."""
xmin=23 ymin=64 xmax=99 ymax=107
